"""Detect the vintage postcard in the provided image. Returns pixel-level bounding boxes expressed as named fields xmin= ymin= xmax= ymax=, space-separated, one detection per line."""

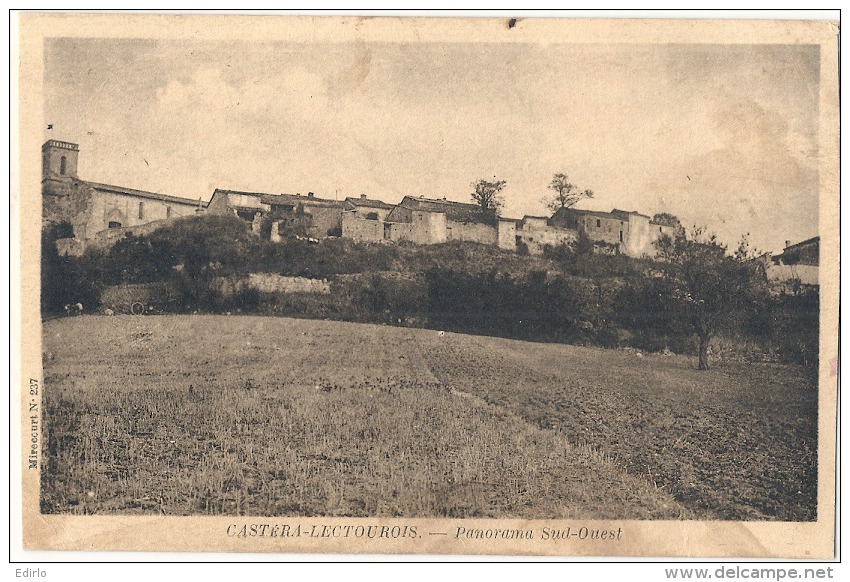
xmin=13 ymin=13 xmax=839 ymax=558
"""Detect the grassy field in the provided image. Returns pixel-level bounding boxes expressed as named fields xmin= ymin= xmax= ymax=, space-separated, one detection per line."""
xmin=41 ymin=315 xmax=816 ymax=520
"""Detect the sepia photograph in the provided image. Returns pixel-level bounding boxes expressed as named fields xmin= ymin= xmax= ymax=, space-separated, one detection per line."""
xmin=14 ymin=12 xmax=839 ymax=558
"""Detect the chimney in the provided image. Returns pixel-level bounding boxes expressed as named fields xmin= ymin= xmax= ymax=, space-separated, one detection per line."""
xmin=785 ymin=240 xmax=791 ymax=249
xmin=360 ymin=193 xmax=367 ymax=199
xmin=307 ymin=192 xmax=314 ymax=198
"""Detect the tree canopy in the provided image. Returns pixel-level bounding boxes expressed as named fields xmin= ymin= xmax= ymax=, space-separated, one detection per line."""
xmin=654 ymin=228 xmax=768 ymax=370
xmin=651 ymin=213 xmax=682 ymax=228
xmin=470 ymin=179 xmax=507 ymax=215
xmin=544 ymin=173 xmax=594 ymax=212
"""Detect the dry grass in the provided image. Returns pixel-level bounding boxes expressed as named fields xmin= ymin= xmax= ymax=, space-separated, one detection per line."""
xmin=41 ymin=314 xmax=816 ymax=520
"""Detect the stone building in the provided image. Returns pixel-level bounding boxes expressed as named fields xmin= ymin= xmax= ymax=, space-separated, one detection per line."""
xmin=549 ymin=206 xmax=678 ymax=257
xmin=341 ymin=195 xmax=518 ymax=250
xmin=514 ymin=215 xmax=577 ymax=255
xmin=206 ymin=189 xmax=346 ymax=240
xmin=343 ymin=194 xmax=394 ymax=221
xmin=762 ymin=236 xmax=819 ymax=288
xmin=338 ymin=196 xmax=514 ymax=250
xmin=42 ymin=140 xmax=203 ymax=253
xmin=42 ymin=139 xmax=680 ymax=259
xmin=340 ymin=195 xmax=394 ymax=242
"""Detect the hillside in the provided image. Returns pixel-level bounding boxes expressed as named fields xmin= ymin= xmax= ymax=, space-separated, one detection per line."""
xmin=42 ymin=215 xmax=819 ymax=367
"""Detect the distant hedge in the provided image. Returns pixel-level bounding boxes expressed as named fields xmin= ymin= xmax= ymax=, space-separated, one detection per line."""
xmin=41 ymin=215 xmax=819 ymax=367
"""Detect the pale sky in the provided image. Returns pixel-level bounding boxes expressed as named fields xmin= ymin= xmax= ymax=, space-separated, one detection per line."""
xmin=44 ymin=39 xmax=820 ymax=253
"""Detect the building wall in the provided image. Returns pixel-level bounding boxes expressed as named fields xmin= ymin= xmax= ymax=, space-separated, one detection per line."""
xmin=342 ymin=212 xmax=385 ymax=242
xmin=348 ymin=205 xmax=392 ymax=221
xmin=621 ymin=213 xmax=651 ymax=257
xmin=412 ymin=211 xmax=447 ymax=244
xmin=387 ymin=210 xmax=447 ymax=244
xmin=497 ymin=220 xmax=517 ymax=251
xmin=88 ymin=217 xmax=182 ymax=249
xmin=765 ymin=263 xmax=819 ymax=286
xmin=43 ymin=177 xmax=198 ymax=241
xmin=522 ymin=217 xmax=549 ymax=230
xmin=387 ymin=221 xmax=414 ymax=242
xmin=385 ymin=205 xmax=413 ymax=224
xmin=553 ymin=208 xmax=673 ymax=257
xmin=87 ymin=189 xmax=198 ymax=237
xmin=247 ymin=273 xmax=331 ymax=294
xmin=42 ymin=142 xmax=200 ymax=241
xmin=578 ymin=214 xmax=628 ymax=246
xmin=445 ymin=220 xmax=497 ymax=245
xmin=516 ymin=223 xmax=577 ymax=255
xmin=42 ymin=179 xmax=93 ymax=237
xmin=777 ymin=239 xmax=819 ymax=266
xmin=226 ymin=192 xmax=267 ymax=211
xmin=206 ymin=192 xmax=237 ymax=215
xmin=302 ymin=205 xmax=344 ymax=238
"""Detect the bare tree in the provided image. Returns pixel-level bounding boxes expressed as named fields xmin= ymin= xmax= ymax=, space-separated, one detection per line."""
xmin=471 ymin=179 xmax=506 ymax=215
xmin=544 ymin=173 xmax=593 ymax=212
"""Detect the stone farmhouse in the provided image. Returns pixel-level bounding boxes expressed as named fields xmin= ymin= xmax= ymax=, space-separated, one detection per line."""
xmin=760 ymin=236 xmax=820 ymax=289
xmin=550 ymin=207 xmax=680 ymax=257
xmin=42 ymin=139 xmax=677 ymax=259
xmin=206 ymin=189 xmax=346 ymax=240
xmin=343 ymin=195 xmax=517 ymax=250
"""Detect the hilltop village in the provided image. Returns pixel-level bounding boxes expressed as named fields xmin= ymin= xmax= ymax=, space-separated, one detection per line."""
xmin=42 ymin=139 xmax=682 ymax=258
xmin=40 ymin=138 xmax=820 ymax=373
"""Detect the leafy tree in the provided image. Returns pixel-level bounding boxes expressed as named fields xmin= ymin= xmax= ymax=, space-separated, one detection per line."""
xmin=655 ymin=228 xmax=768 ymax=370
xmin=651 ymin=213 xmax=683 ymax=229
xmin=471 ymin=178 xmax=506 ymax=216
xmin=544 ymin=173 xmax=593 ymax=212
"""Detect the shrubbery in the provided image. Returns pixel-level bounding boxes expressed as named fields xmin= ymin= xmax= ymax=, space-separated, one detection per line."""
xmin=41 ymin=214 xmax=819 ymax=368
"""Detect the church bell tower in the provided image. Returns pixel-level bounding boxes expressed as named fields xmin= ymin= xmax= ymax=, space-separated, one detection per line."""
xmin=42 ymin=140 xmax=79 ymax=183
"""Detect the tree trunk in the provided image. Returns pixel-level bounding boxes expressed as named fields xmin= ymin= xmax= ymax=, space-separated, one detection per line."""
xmin=698 ymin=333 xmax=710 ymax=370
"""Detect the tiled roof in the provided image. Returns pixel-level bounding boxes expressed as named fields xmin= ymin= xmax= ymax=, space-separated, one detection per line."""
xmin=552 ymin=207 xmax=621 ymax=221
xmin=210 ymin=189 xmax=345 ymax=209
xmin=344 ymin=197 xmax=394 ymax=210
xmin=611 ymin=208 xmax=651 ymax=219
xmin=782 ymin=236 xmax=820 ymax=252
xmin=86 ymin=180 xmax=203 ymax=207
xmin=398 ymin=196 xmax=493 ymax=224
xmin=262 ymin=192 xmax=345 ymax=208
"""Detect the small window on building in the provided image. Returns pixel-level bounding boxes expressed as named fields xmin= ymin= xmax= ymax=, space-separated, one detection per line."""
xmin=366 ymin=212 xmax=379 ymax=221
xmin=138 ymin=201 xmax=145 ymax=219
xmin=659 ymin=226 xmax=663 ymax=232
xmin=596 ymin=219 xmax=601 ymax=227
xmin=619 ymin=230 xmax=624 ymax=242
xmin=236 ymin=209 xmax=255 ymax=221
xmin=60 ymin=156 xmax=67 ymax=175
xmin=108 ymin=221 xmax=122 ymax=229
xmin=166 ymin=206 xmax=172 ymax=218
